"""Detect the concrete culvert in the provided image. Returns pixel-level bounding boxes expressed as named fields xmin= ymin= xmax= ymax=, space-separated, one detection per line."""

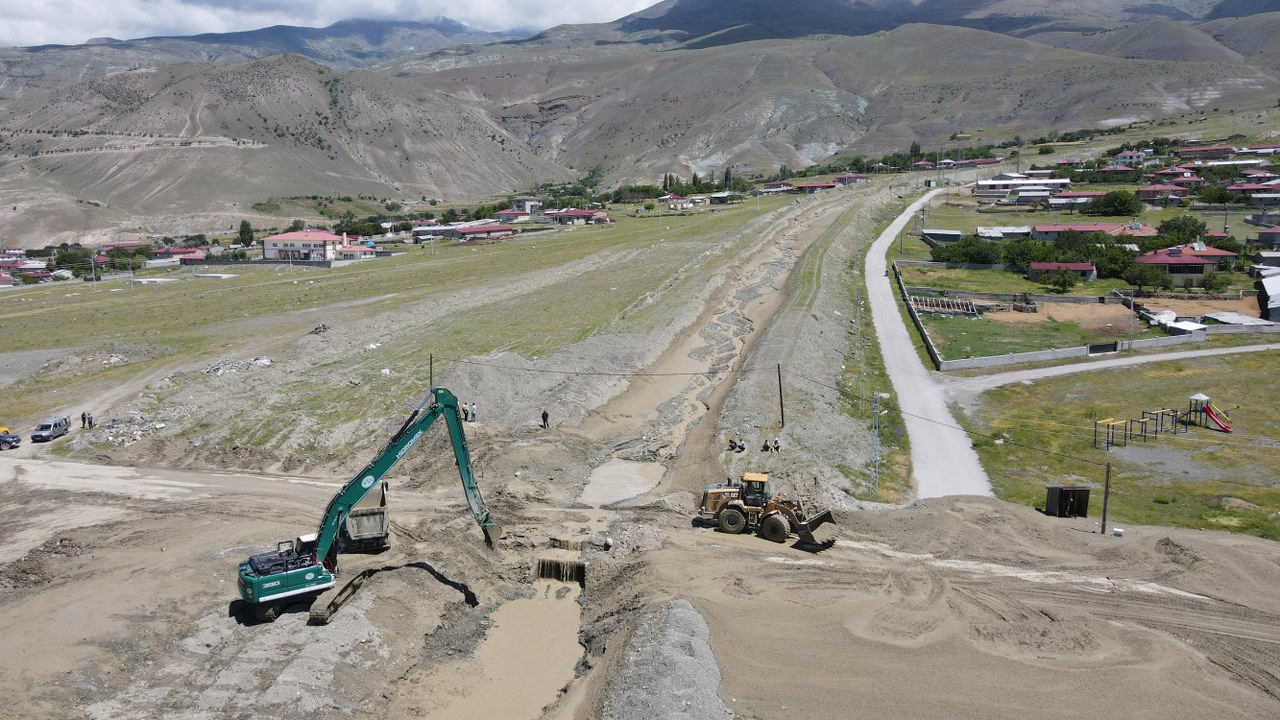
xmin=536 ymin=558 xmax=586 ymax=586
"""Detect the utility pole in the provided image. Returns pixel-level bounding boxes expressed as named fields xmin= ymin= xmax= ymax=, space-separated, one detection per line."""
xmin=776 ymin=363 xmax=786 ymax=429
xmin=1100 ymin=463 xmax=1112 ymax=535
xmin=871 ymin=395 xmax=881 ymax=497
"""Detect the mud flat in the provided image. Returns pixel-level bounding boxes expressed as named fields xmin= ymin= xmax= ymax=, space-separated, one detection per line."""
xmin=576 ymin=459 xmax=665 ymax=507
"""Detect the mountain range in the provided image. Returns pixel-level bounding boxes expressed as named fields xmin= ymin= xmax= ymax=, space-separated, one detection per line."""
xmin=1 ymin=0 xmax=1279 ymax=246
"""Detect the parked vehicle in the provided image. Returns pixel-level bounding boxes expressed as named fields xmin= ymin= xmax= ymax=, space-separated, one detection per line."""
xmin=31 ymin=417 xmax=71 ymax=442
xmin=0 ymin=432 xmax=20 ymax=450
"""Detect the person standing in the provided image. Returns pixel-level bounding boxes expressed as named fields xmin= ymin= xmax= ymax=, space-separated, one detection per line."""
xmin=88 ymin=413 xmax=95 ymax=429
xmin=470 ymin=402 xmax=478 ymax=423
xmin=81 ymin=411 xmax=87 ymax=429
xmin=541 ymin=409 xmax=549 ymax=429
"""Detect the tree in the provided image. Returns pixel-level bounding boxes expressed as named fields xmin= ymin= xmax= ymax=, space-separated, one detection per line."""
xmin=1201 ymin=272 xmax=1231 ymax=294
xmin=238 ymin=220 xmax=254 ymax=246
xmin=909 ymin=141 xmax=921 ymax=159
xmin=1084 ymin=190 xmax=1143 ymax=216
xmin=1002 ymin=236 xmax=1056 ymax=273
xmin=1157 ymin=215 xmax=1207 ymax=244
xmin=1197 ymin=182 xmax=1234 ymax=205
xmin=1124 ymin=263 xmax=1172 ymax=293
xmin=1043 ymin=271 xmax=1077 ymax=293
xmin=930 ymin=236 xmax=1004 ymax=265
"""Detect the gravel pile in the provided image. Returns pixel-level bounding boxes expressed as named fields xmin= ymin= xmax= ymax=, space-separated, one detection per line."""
xmin=602 ymin=600 xmax=732 ymax=720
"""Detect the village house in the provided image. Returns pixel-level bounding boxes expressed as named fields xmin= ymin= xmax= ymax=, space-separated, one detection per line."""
xmin=1132 ymin=245 xmax=1226 ymax=287
xmin=337 ymin=245 xmax=377 ymax=261
xmin=974 ymin=174 xmax=1071 ymax=194
xmin=261 ymin=229 xmax=346 ymax=261
xmin=792 ymin=182 xmax=838 ymax=194
xmin=512 ymin=196 xmax=542 ymax=214
xmin=976 ymin=226 xmax=1032 ymax=240
xmin=1031 ymin=221 xmax=1158 ymax=242
xmin=1115 ymin=149 xmax=1152 ymax=166
xmin=440 ymin=224 xmax=514 ymax=241
xmin=835 ymin=173 xmax=867 ymax=185
xmin=1174 ymin=145 xmax=1235 ymax=161
xmin=1047 ymin=190 xmax=1106 ymax=210
xmin=910 ymin=160 xmax=934 ymax=170
xmin=1028 ymin=262 xmax=1097 ymax=282
xmin=1261 ymin=275 xmax=1280 ymax=321
xmin=493 ymin=208 xmax=530 ymax=223
xmin=547 ymin=209 xmax=609 ymax=225
xmin=1254 ymin=227 xmax=1280 ymax=249
xmin=1135 ymin=184 xmax=1190 ymax=203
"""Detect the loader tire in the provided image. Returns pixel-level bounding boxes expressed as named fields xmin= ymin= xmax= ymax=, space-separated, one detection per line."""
xmin=718 ymin=508 xmax=747 ymax=535
xmin=760 ymin=514 xmax=790 ymax=543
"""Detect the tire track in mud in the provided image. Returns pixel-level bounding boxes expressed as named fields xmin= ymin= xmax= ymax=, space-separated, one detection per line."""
xmin=952 ymin=577 xmax=1280 ymax=699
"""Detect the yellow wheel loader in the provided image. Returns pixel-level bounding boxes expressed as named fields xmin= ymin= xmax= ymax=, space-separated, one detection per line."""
xmin=698 ymin=472 xmax=834 ymax=544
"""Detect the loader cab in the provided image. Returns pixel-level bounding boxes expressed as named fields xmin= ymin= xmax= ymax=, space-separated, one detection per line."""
xmin=740 ymin=472 xmax=771 ymax=508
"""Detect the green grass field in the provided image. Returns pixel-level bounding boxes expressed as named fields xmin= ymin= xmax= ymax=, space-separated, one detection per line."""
xmin=0 ymin=197 xmax=794 ymax=425
xmin=962 ymin=352 xmax=1280 ymax=540
xmin=920 ymin=313 xmax=1160 ymax=359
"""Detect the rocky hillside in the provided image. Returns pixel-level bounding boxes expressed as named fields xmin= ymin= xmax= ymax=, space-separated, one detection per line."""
xmin=1 ymin=1 xmax=1279 ymax=246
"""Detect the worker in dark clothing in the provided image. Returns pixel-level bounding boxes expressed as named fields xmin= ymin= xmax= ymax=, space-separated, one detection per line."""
xmin=541 ymin=409 xmax=549 ymax=429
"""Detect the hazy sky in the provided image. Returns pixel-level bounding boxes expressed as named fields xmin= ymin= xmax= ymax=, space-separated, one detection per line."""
xmin=3 ymin=0 xmax=659 ymax=49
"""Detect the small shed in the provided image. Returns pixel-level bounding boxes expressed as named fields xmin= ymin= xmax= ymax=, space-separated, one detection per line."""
xmin=1045 ymin=486 xmax=1091 ymax=518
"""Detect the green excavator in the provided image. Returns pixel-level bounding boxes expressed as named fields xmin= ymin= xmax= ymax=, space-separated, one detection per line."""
xmin=237 ymin=386 xmax=501 ymax=623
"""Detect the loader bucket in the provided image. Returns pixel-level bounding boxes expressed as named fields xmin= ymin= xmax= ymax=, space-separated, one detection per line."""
xmin=795 ymin=508 xmax=834 ymax=544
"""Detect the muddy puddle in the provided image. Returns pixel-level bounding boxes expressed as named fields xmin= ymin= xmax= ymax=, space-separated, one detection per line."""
xmin=400 ymin=580 xmax=583 ymax=719
xmin=576 ymin=459 xmax=664 ymax=507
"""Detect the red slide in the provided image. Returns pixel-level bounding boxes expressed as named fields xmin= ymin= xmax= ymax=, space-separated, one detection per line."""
xmin=1204 ymin=405 xmax=1233 ymax=433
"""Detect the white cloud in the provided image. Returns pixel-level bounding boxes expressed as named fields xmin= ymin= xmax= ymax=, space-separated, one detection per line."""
xmin=0 ymin=0 xmax=659 ymax=48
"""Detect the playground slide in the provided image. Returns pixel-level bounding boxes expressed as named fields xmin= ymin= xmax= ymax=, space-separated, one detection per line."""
xmin=1204 ymin=405 xmax=1233 ymax=433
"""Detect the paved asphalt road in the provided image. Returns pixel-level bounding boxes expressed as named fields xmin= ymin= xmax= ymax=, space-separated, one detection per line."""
xmin=865 ymin=189 xmax=993 ymax=499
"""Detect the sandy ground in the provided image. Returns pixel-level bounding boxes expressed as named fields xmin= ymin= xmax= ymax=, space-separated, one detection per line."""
xmin=985 ymin=297 xmax=1262 ymax=332
xmin=2 ymin=183 xmax=1279 ymax=720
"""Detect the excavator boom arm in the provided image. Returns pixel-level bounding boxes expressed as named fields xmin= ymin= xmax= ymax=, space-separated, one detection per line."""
xmin=312 ymin=387 xmax=499 ymax=566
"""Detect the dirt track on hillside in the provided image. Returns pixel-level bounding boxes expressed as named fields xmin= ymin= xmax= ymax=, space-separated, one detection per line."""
xmin=2 ymin=183 xmax=1279 ymax=720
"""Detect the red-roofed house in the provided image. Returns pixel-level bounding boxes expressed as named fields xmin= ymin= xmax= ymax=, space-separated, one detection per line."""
xmin=1133 ymin=246 xmax=1220 ymax=286
xmin=493 ymin=209 xmax=530 ymax=223
xmin=792 ymin=182 xmax=837 ymax=194
xmin=262 ymin=229 xmax=347 ymax=261
xmin=1028 ymin=262 xmax=1097 ymax=282
xmin=338 ymin=245 xmax=377 ymax=260
xmin=911 ymin=160 xmax=934 ymax=170
xmin=548 ymin=209 xmax=606 ymax=225
xmin=1136 ymin=184 xmax=1189 ymax=202
xmin=1167 ymin=175 xmax=1205 ymax=188
xmin=1032 ymin=222 xmax=1158 ymax=242
xmin=441 ymin=224 xmax=514 ymax=240
xmin=0 ymin=272 xmax=14 ymax=287
xmin=1097 ymin=164 xmax=1135 ymax=173
xmin=1175 ymin=145 xmax=1235 ymax=160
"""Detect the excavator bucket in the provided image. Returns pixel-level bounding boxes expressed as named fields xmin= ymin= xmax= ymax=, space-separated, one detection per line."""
xmin=482 ymin=522 xmax=503 ymax=548
xmin=795 ymin=508 xmax=834 ymax=544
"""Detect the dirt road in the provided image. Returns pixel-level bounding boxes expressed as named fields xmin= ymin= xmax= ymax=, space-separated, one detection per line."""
xmin=866 ymin=189 xmax=992 ymax=499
